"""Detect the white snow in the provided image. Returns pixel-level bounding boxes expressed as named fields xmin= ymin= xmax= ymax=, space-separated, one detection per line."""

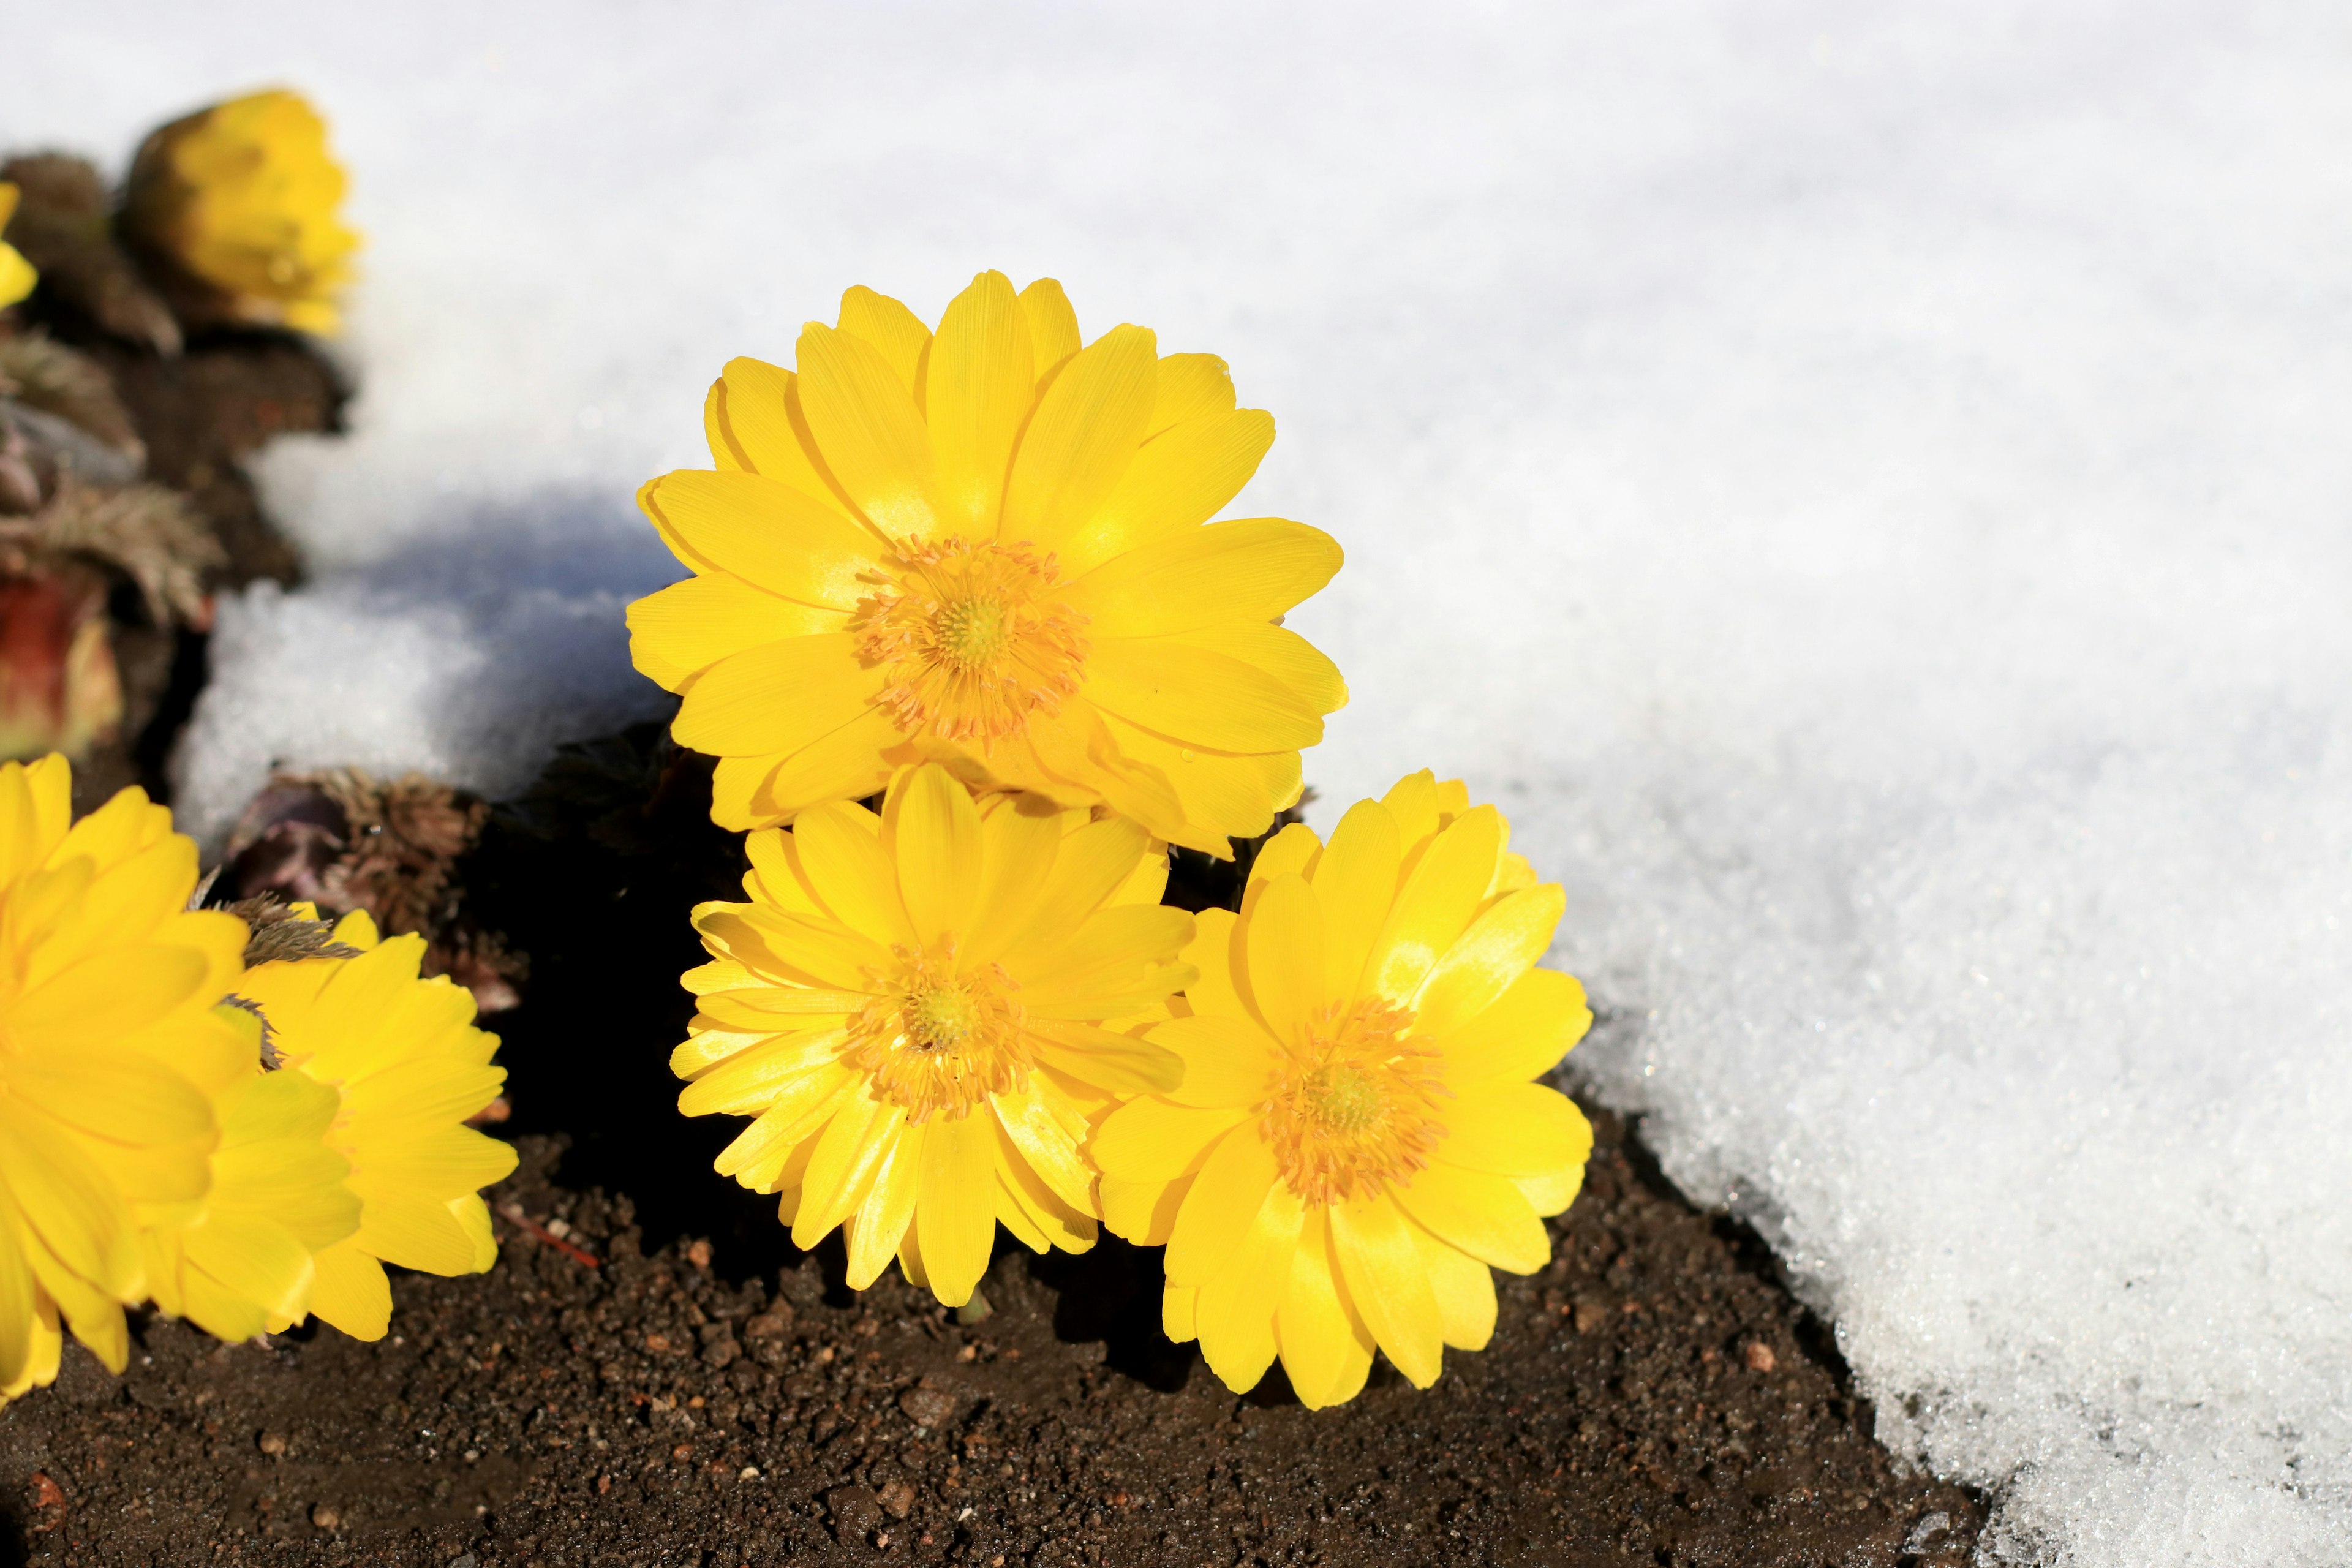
xmin=12 ymin=4 xmax=2352 ymax=1561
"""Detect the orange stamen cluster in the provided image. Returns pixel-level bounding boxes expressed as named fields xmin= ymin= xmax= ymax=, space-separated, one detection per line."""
xmin=1262 ymin=999 xmax=1451 ymax=1205
xmin=851 ymin=536 xmax=1090 ymax=747
xmin=840 ymin=938 xmax=1031 ymax=1121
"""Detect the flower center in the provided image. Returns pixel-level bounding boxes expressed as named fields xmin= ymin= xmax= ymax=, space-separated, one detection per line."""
xmin=841 ymin=939 xmax=1031 ymax=1121
xmin=935 ymin=598 xmax=1013 ymax=669
xmin=1262 ymin=999 xmax=1450 ymax=1205
xmin=851 ymin=536 xmax=1090 ymax=747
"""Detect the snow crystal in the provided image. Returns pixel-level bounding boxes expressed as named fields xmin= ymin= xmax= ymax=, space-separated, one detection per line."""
xmin=13 ymin=3 xmax=2352 ymax=1561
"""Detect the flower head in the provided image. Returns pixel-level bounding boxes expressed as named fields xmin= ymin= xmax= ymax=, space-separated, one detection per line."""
xmin=0 ymin=756 xmax=250 ymax=1400
xmin=121 ymin=89 xmax=360 ymax=334
xmin=674 ymin=762 xmax=1196 ymax=1307
xmin=135 ymin=1025 xmax=360 ymax=1344
xmin=1094 ymin=771 xmax=1595 ymax=1408
xmin=628 ymin=272 xmax=1347 ymax=857
xmin=0 ymin=183 xmax=35 ymax=309
xmin=230 ymin=907 xmax=514 ymax=1340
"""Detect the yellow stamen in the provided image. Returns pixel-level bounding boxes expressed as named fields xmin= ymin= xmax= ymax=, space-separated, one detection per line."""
xmin=840 ymin=939 xmax=1031 ymax=1121
xmin=851 ymin=537 xmax=1090 ymax=747
xmin=1263 ymin=1000 xmax=1450 ymax=1205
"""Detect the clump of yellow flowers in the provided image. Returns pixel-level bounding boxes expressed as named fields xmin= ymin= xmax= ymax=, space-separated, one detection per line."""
xmin=0 ymin=756 xmax=511 ymax=1405
xmin=119 ymin=88 xmax=360 ymax=336
xmin=648 ymin=275 xmax=1595 ymax=1408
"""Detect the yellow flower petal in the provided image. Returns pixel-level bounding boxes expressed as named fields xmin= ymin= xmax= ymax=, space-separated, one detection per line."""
xmin=988 ymin=815 xmax=1157 ymax=968
xmin=913 ymin=1111 xmax=998 ymax=1307
xmin=711 ymin=708 xmax=902 ymax=830
xmin=9 ymin=1051 xmax=214 ymax=1147
xmin=677 ymin=1034 xmax=846 ymax=1118
xmin=1018 ymin=938 xmax=1194 ymax=1026
xmin=793 ymin=800 xmax=914 ymax=946
xmin=836 ymin=285 xmax=932 ymax=394
xmin=1164 ymin=1125 xmax=1275 ymax=1287
xmin=1148 ymin=1014 xmax=1275 ymax=1109
xmin=1413 ymin=883 xmax=1566 ymax=1039
xmin=1409 ymin=1213 xmax=1499 ymax=1350
xmin=1379 ymin=770 xmax=1443 ymax=846
xmin=1193 ymin=1175 xmax=1303 ymax=1394
xmin=1246 ymin=821 xmax=1320 ymax=892
xmin=639 ymin=470 xmax=886 ymax=606
xmin=10 ymin=944 xmax=208 ymax=1045
xmin=1017 ymin=277 xmax=1081 ymax=376
xmin=1178 ymin=907 xmax=1248 ymax=1019
xmin=1147 ymin=353 xmax=1236 ymax=437
xmin=1241 ymin=873 xmax=1325 ymax=1044
xmin=627 ymin=573 xmax=848 ymax=692
xmin=1103 ymin=1173 xmax=1186 ymax=1246
xmin=990 ymin=1080 xmax=1097 ymax=1215
xmin=886 ymin=763 xmax=984 ymax=946
xmin=1513 ymin=1164 xmax=1586 ymax=1218
xmin=1001 ymin=324 xmax=1157 ymax=548
xmin=305 ymin=1240 xmax=391 ymax=1341
xmin=1309 ymin=800 xmax=1403 ymax=1000
xmin=672 ymin=634 xmax=886 ymax=759
xmin=1029 ymin=1020 xmax=1185 ymax=1098
xmin=924 ymin=270 xmax=1035 ymax=534
xmin=1275 ymin=1212 xmax=1376 ymax=1410
xmin=1439 ymin=967 xmax=1593 ymax=1088
xmin=1362 ymin=806 xmax=1504 ymax=1006
xmin=1390 ymin=1161 xmax=1551 ymax=1274
xmin=0 ymin=1118 xmax=143 ymax=1301
xmin=1330 ymin=1193 xmax=1444 ymax=1387
xmin=1162 ymin=1282 xmax=1199 ymax=1342
xmin=960 ymin=800 xmax=1070 ymax=963
xmin=842 ymin=1114 xmax=922 ymax=1288
xmin=1062 ymin=517 xmax=1343 ymax=638
xmin=797 ymin=321 xmax=943 ymax=538
xmin=1436 ymin=1084 xmax=1593 ymax=1178
xmin=1084 ymin=637 xmax=1325 ymax=754
xmin=703 ymin=358 xmax=854 ymax=513
xmin=1091 ymin=1098 xmax=1245 ymax=1185
xmin=1057 ymin=407 xmax=1275 ymax=576
xmin=1163 ymin=622 xmax=1347 ymax=725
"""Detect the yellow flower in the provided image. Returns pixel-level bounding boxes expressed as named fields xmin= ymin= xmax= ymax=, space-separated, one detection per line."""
xmin=628 ymin=271 xmax=1347 ymax=856
xmin=136 ymin=1020 xmax=360 ymax=1344
xmin=674 ymin=762 xmax=1194 ymax=1307
xmin=1094 ymin=771 xmax=1596 ymax=1409
xmin=232 ymin=908 xmax=514 ymax=1340
xmin=0 ymin=183 xmax=36 ymax=309
xmin=0 ymin=756 xmax=250 ymax=1401
xmin=121 ymin=88 xmax=360 ymax=334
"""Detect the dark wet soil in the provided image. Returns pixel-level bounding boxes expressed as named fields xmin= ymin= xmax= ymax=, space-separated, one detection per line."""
xmin=0 ymin=1108 xmax=1981 ymax=1568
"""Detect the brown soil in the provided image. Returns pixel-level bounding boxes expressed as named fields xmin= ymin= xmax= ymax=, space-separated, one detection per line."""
xmin=0 ymin=1112 xmax=1980 ymax=1568
xmin=0 ymin=728 xmax=1985 ymax=1568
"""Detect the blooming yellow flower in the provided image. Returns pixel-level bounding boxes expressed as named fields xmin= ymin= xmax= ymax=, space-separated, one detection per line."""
xmin=1093 ymin=771 xmax=1595 ymax=1408
xmin=628 ymin=271 xmax=1346 ymax=856
xmin=674 ymin=762 xmax=1194 ymax=1307
xmin=121 ymin=88 xmax=360 ymax=334
xmin=0 ymin=183 xmax=36 ymax=309
xmin=232 ymin=907 xmax=514 ymax=1340
xmin=136 ymin=1027 xmax=360 ymax=1344
xmin=0 ymin=756 xmax=250 ymax=1401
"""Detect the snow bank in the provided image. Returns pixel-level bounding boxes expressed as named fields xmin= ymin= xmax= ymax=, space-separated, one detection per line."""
xmin=13 ymin=3 xmax=2352 ymax=1561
